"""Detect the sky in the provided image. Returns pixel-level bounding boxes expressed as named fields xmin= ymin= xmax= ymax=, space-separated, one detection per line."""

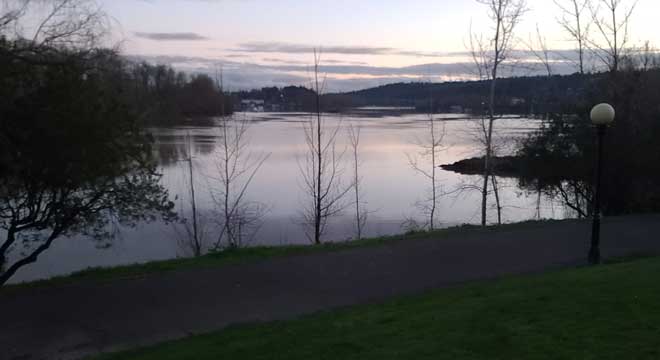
xmin=100 ymin=0 xmax=659 ymax=92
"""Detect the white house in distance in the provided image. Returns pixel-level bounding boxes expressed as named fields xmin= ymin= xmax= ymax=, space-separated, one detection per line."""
xmin=240 ymin=99 xmax=265 ymax=112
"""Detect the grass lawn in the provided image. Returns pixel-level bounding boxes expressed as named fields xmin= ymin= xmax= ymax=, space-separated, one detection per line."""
xmin=7 ymin=219 xmax=570 ymax=290
xmin=95 ymin=257 xmax=660 ymax=360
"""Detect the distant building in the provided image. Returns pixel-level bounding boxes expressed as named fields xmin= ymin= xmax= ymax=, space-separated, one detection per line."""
xmin=509 ymin=97 xmax=526 ymax=106
xmin=267 ymin=103 xmax=282 ymax=112
xmin=449 ymin=105 xmax=464 ymax=113
xmin=240 ymin=99 xmax=265 ymax=112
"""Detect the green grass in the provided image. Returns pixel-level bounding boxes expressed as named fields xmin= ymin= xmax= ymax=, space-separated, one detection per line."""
xmin=94 ymin=257 xmax=660 ymax=360
xmin=6 ymin=219 xmax=571 ymax=291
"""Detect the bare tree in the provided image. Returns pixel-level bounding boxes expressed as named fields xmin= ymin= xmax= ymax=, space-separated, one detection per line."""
xmin=526 ymin=24 xmax=554 ymax=76
xmin=209 ymin=71 xmax=270 ymax=249
xmin=588 ymin=0 xmax=638 ymax=72
xmin=1 ymin=0 xmax=107 ymax=50
xmin=634 ymin=41 xmax=659 ymax=71
xmin=299 ymin=50 xmax=350 ymax=244
xmin=462 ymin=110 xmax=507 ymax=225
xmin=553 ymin=0 xmax=591 ymax=74
xmin=210 ymin=116 xmax=270 ymax=249
xmin=170 ymin=131 xmax=208 ymax=257
xmin=174 ymin=211 xmax=213 ymax=257
xmin=347 ymin=124 xmax=368 ymax=240
xmin=470 ymin=0 xmax=527 ymax=226
xmin=0 ymin=0 xmax=29 ymax=33
xmin=408 ymin=110 xmax=445 ymax=231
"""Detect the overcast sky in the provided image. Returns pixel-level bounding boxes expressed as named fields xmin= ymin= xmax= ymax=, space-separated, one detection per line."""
xmin=102 ymin=0 xmax=658 ymax=91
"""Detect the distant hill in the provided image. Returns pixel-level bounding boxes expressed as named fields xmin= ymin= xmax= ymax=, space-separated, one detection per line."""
xmin=339 ymin=73 xmax=599 ymax=115
xmin=232 ymin=72 xmax=610 ymax=115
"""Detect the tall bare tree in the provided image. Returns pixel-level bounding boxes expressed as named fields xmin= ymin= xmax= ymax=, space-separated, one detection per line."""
xmin=211 ymin=115 xmax=270 ymax=249
xmin=209 ymin=70 xmax=270 ymax=249
xmin=408 ymin=92 xmax=445 ymax=230
xmin=553 ymin=0 xmax=591 ymax=74
xmin=299 ymin=50 xmax=349 ymax=244
xmin=170 ymin=131 xmax=211 ymax=257
xmin=588 ymin=0 xmax=638 ymax=72
xmin=470 ymin=0 xmax=527 ymax=226
xmin=347 ymin=124 xmax=368 ymax=240
xmin=186 ymin=131 xmax=201 ymax=254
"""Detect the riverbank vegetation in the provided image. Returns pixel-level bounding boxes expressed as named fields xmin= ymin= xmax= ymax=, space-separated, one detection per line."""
xmin=129 ymin=62 xmax=233 ymax=126
xmin=441 ymin=51 xmax=660 ymax=219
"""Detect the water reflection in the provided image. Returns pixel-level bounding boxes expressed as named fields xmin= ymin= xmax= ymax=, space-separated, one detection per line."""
xmin=10 ymin=112 xmax=570 ymax=283
xmin=153 ymin=130 xmax=218 ymax=167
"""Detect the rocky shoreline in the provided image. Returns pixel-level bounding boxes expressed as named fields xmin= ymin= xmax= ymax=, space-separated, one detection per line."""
xmin=440 ymin=156 xmax=523 ymax=178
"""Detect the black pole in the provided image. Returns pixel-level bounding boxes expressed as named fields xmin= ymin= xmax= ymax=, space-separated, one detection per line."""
xmin=589 ymin=125 xmax=606 ymax=265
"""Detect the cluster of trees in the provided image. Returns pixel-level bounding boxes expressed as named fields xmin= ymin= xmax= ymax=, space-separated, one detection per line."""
xmin=518 ymin=62 xmax=660 ymax=217
xmin=512 ymin=0 xmax=660 ymax=218
xmin=451 ymin=0 xmax=656 ymax=228
xmin=0 ymin=0 xmax=177 ymax=286
xmin=233 ymin=85 xmax=354 ymax=113
xmin=235 ymin=86 xmax=313 ymax=111
xmin=446 ymin=0 xmax=660 ymax=227
xmin=127 ymin=63 xmax=233 ymax=126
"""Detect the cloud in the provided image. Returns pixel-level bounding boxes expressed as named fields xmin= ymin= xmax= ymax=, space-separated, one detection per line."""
xmin=323 ymin=59 xmax=368 ymax=65
xmin=252 ymin=62 xmax=480 ymax=78
xmin=230 ymin=42 xmax=603 ymax=62
xmin=260 ymin=57 xmax=367 ymax=66
xmin=231 ymin=42 xmax=457 ymax=59
xmin=234 ymin=42 xmax=392 ymax=55
xmin=262 ymin=57 xmax=308 ymax=65
xmin=128 ymin=53 xmax=589 ymax=92
xmin=234 ymin=42 xmax=397 ymax=56
xmin=134 ymin=32 xmax=209 ymax=41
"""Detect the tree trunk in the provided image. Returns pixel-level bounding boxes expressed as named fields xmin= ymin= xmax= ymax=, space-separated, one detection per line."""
xmin=430 ymin=116 xmax=437 ymax=230
xmin=314 ymin=64 xmax=322 ymax=245
xmin=0 ymin=229 xmax=62 ymax=286
xmin=222 ymin=119 xmax=234 ymax=248
xmin=491 ymin=175 xmax=502 ymax=225
xmin=353 ymin=132 xmax=362 ymax=240
xmin=187 ymin=132 xmax=199 ymax=255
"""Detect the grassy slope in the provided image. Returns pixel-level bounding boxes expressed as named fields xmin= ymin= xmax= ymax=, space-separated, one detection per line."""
xmin=7 ymin=220 xmax=570 ymax=290
xmin=96 ymin=257 xmax=660 ymax=360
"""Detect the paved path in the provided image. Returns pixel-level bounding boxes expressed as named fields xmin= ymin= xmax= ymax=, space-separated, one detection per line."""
xmin=2 ymin=214 xmax=660 ymax=360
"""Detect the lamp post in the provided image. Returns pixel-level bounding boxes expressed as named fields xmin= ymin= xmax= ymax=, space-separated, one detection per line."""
xmin=589 ymin=103 xmax=615 ymax=265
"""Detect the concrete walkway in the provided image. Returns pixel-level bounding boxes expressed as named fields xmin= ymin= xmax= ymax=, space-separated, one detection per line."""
xmin=2 ymin=214 xmax=660 ymax=360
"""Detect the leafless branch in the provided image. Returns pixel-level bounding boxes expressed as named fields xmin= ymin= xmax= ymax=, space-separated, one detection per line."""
xmin=587 ymin=0 xmax=638 ymax=72
xmin=298 ymin=49 xmax=350 ymax=244
xmin=552 ymin=0 xmax=591 ymax=74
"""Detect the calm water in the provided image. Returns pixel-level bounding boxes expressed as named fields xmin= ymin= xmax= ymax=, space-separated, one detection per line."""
xmin=10 ymin=112 xmax=569 ymax=283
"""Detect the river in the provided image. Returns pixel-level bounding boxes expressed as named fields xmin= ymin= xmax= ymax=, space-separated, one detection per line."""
xmin=10 ymin=111 xmax=569 ymax=283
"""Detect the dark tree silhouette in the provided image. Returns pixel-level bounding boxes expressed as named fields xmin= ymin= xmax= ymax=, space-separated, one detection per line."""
xmin=0 ymin=42 xmax=174 ymax=285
